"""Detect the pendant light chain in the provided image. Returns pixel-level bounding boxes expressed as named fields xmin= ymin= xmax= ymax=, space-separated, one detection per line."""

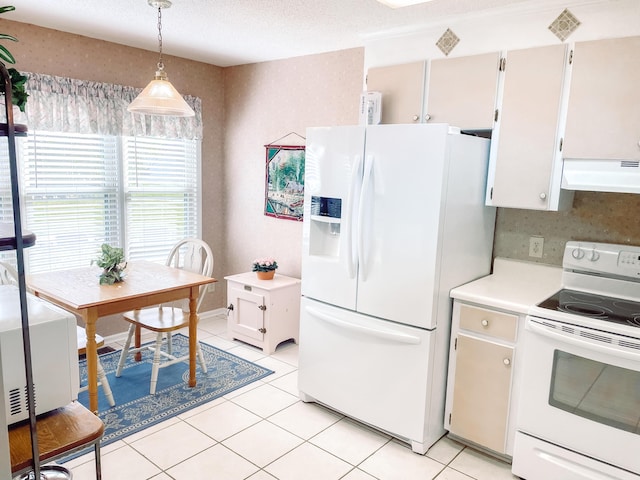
xmin=156 ymin=6 xmax=164 ymax=72
xmin=127 ymin=0 xmax=194 ymax=117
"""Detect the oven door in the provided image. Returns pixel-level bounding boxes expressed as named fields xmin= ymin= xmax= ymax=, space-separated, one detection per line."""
xmin=517 ymin=315 xmax=640 ymax=475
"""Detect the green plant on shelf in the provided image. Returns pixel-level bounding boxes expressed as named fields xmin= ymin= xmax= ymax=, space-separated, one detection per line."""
xmin=0 ymin=5 xmax=28 ymax=112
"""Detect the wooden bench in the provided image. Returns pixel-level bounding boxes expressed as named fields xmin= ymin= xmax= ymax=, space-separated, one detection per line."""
xmin=9 ymin=401 xmax=104 ymax=479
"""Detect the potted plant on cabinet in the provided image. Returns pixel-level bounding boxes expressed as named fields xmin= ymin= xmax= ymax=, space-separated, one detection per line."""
xmin=252 ymin=257 xmax=278 ymax=280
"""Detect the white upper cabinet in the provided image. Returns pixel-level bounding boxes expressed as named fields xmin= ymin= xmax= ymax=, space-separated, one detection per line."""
xmin=425 ymin=52 xmax=500 ymax=130
xmin=563 ymin=36 xmax=640 ymax=161
xmin=486 ymin=44 xmax=574 ymax=211
xmin=366 ymin=53 xmax=499 ymax=129
xmin=366 ymin=61 xmax=426 ymax=124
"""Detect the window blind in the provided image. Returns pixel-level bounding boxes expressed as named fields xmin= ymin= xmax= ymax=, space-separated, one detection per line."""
xmin=21 ymin=131 xmax=121 ymax=273
xmin=0 ymin=137 xmax=16 ymax=231
xmin=123 ymin=136 xmax=199 ymax=264
xmin=0 ymin=131 xmax=200 ymax=273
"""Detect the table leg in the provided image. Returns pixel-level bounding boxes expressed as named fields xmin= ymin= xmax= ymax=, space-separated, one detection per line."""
xmin=188 ymin=286 xmax=198 ymax=388
xmin=82 ymin=308 xmax=100 ymax=414
xmin=134 ymin=325 xmax=142 ymax=362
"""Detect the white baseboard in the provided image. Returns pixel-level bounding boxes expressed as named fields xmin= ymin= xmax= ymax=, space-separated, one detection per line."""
xmin=200 ymin=307 xmax=227 ymax=320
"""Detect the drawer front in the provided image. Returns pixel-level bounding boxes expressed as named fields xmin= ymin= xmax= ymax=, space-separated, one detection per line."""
xmin=298 ymin=296 xmax=434 ymax=442
xmin=228 ymin=281 xmax=267 ymax=297
xmin=459 ymin=304 xmax=517 ymax=342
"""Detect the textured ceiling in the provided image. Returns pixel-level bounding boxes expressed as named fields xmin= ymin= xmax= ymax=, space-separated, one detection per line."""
xmin=6 ymin=0 xmax=572 ymax=67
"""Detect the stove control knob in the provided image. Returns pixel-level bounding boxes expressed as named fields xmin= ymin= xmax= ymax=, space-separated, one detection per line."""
xmin=588 ymin=249 xmax=600 ymax=262
xmin=572 ymin=247 xmax=585 ymax=260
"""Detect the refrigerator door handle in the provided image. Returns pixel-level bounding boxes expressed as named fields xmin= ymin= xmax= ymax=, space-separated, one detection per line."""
xmin=306 ymin=306 xmax=422 ymax=345
xmin=347 ymin=155 xmax=362 ymax=278
xmin=357 ymin=154 xmax=374 ymax=281
xmin=346 ymin=154 xmax=363 ymax=279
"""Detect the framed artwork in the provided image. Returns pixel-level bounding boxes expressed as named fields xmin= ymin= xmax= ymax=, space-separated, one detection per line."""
xmin=264 ymin=144 xmax=305 ymax=221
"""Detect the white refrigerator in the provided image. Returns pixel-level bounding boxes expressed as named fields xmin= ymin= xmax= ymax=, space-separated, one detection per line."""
xmin=298 ymin=123 xmax=496 ymax=454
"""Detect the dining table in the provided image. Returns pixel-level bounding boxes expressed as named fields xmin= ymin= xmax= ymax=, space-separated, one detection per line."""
xmin=27 ymin=260 xmax=216 ymax=413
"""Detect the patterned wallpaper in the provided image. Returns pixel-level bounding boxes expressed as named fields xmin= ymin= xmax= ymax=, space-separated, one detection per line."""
xmin=494 ymin=192 xmax=640 ymax=265
xmin=222 ymin=49 xmax=364 ymax=280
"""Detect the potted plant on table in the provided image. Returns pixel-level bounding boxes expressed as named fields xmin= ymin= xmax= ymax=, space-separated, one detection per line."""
xmin=93 ymin=244 xmax=127 ymax=285
xmin=252 ymin=257 xmax=278 ymax=280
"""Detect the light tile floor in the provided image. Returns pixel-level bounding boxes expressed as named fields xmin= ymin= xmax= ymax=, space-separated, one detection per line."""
xmin=63 ymin=315 xmax=520 ymax=480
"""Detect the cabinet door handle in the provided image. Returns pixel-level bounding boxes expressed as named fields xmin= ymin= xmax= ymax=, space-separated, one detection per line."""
xmin=539 ymin=192 xmax=547 ymax=200
xmin=503 ymin=358 xmax=511 ymax=366
xmin=412 ymin=114 xmax=420 ymax=122
xmin=424 ymin=113 xmax=431 ymax=122
xmin=258 ymin=305 xmax=267 ymax=311
xmin=481 ymin=319 xmax=489 ymax=327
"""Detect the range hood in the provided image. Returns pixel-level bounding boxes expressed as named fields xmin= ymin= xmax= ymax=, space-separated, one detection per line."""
xmin=562 ymin=158 xmax=640 ymax=194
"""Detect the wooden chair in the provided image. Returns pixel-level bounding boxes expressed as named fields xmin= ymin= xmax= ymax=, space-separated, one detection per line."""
xmin=115 ymin=238 xmax=214 ymax=394
xmin=0 ymin=260 xmax=17 ymax=285
xmin=77 ymin=326 xmax=116 ymax=407
xmin=0 ymin=261 xmax=115 ymax=407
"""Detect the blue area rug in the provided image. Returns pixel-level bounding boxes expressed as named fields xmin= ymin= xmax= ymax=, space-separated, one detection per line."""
xmin=63 ymin=334 xmax=273 ymax=460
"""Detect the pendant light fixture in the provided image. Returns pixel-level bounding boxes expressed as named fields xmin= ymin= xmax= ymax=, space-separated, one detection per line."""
xmin=128 ymin=0 xmax=195 ymax=117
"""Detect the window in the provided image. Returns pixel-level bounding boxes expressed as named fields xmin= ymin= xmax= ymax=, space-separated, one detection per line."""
xmin=0 ymin=131 xmax=200 ymax=273
xmin=123 ymin=136 xmax=200 ymax=263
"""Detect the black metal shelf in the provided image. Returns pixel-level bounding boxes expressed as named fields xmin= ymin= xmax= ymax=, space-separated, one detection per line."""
xmin=0 ymin=122 xmax=27 ymax=136
xmin=0 ymin=223 xmax=35 ymax=251
xmin=0 ymin=119 xmax=33 ymax=252
xmin=0 ymin=61 xmax=47 ymax=479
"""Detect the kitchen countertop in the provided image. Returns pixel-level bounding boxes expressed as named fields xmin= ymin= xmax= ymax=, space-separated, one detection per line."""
xmin=451 ymin=257 xmax=563 ymax=314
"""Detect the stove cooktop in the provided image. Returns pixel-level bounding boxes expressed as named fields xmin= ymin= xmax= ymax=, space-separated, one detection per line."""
xmin=537 ymin=289 xmax=640 ymax=329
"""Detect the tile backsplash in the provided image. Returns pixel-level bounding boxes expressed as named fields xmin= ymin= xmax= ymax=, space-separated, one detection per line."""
xmin=493 ymin=191 xmax=640 ymax=265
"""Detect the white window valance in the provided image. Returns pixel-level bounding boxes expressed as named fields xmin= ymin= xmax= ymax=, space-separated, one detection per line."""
xmin=14 ymin=72 xmax=203 ymax=140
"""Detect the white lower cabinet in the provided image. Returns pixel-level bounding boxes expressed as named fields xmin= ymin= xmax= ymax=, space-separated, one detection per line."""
xmin=225 ymin=272 xmax=301 ymax=354
xmin=445 ymin=301 xmax=521 ymax=457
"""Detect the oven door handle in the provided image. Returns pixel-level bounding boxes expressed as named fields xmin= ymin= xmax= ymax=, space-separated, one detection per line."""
xmin=529 ymin=319 xmax=640 ymax=362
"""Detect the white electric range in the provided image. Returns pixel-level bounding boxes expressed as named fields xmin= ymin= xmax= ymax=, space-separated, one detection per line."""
xmin=513 ymin=241 xmax=640 ymax=480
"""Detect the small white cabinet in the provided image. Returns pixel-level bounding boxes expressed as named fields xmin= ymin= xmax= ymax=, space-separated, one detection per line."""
xmin=445 ymin=302 xmax=521 ymax=457
xmin=225 ymin=272 xmax=301 ymax=354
